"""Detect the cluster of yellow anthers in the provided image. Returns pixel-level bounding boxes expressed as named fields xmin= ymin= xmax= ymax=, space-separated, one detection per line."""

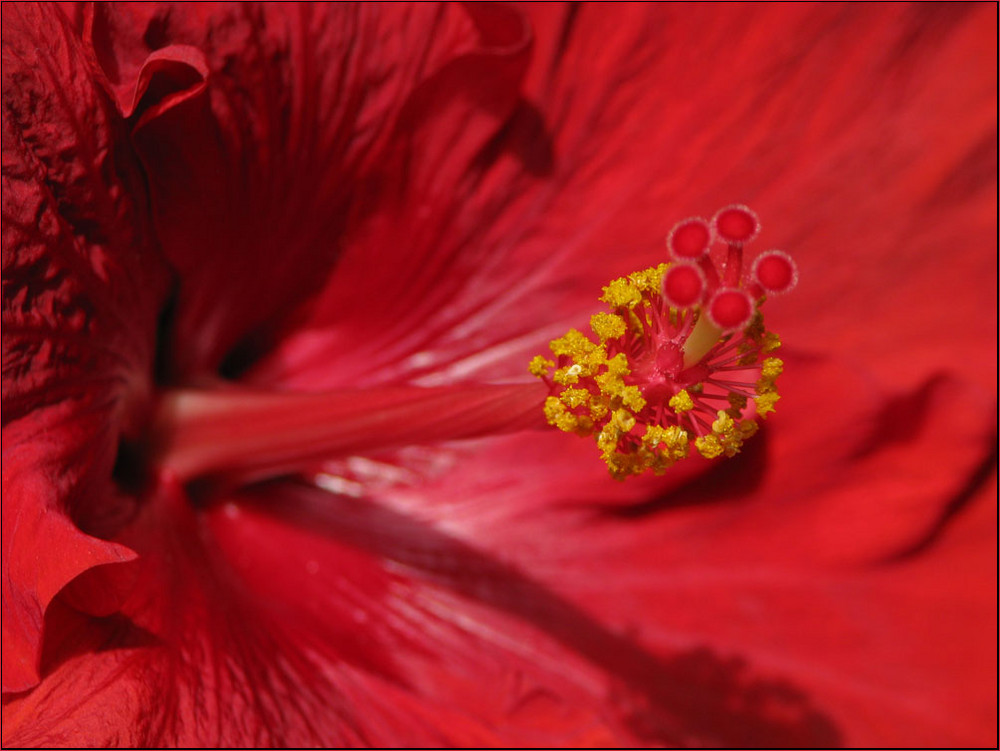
xmin=530 ymin=262 xmax=785 ymax=480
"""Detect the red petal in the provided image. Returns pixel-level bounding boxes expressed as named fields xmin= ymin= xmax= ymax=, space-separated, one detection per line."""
xmin=2 ymin=478 xmax=644 ymax=746
xmin=4 ymin=3 xmax=995 ymax=747
xmin=6 ymin=354 xmax=991 ymax=745
xmin=1 ymin=442 xmax=137 ymax=694
xmin=1 ymin=3 xmax=167 ymax=692
xmin=83 ymin=3 xmax=531 ymax=379
xmin=249 ymin=4 xmax=995 ymax=403
xmin=366 ymin=358 xmax=997 ymax=746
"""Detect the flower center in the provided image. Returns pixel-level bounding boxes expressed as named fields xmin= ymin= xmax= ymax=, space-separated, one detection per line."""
xmin=529 ymin=205 xmax=796 ymax=480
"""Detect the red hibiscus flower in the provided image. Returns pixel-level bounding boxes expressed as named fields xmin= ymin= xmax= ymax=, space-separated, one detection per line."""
xmin=2 ymin=2 xmax=996 ymax=747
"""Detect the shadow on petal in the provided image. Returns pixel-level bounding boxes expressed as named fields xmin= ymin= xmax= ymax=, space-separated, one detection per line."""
xmin=239 ymin=481 xmax=843 ymax=747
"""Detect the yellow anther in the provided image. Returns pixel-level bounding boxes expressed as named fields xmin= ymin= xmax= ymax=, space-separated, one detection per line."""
xmin=581 ymin=345 xmax=610 ymax=374
xmin=589 ymin=400 xmax=610 ymax=420
xmin=594 ymin=370 xmax=623 ymax=395
xmin=763 ymin=332 xmax=782 ymax=353
xmin=553 ymin=364 xmax=581 ymax=385
xmin=695 ymin=434 xmax=724 ymax=459
xmin=715 ymin=412 xmax=746 ymax=457
xmin=610 ymin=409 xmax=636 ymax=433
xmin=756 ymin=391 xmax=780 ymax=417
xmin=643 ymin=425 xmax=667 ymax=447
xmin=690 ymin=410 xmax=751 ymax=459
xmin=555 ymin=414 xmax=578 ymax=433
xmin=560 ymin=387 xmax=591 ymax=409
xmin=596 ymin=428 xmax=619 ymax=452
xmin=756 ymin=357 xmax=783 ymax=397
xmin=605 ymin=353 xmax=630 ymax=378
xmin=760 ymin=357 xmax=783 ymax=381
xmin=662 ymin=426 xmax=691 ymax=461
xmin=528 ymin=355 xmax=554 ymax=377
xmin=590 ymin=312 xmax=627 ymax=341
xmin=627 ymin=263 xmax=668 ymax=293
xmin=739 ymin=419 xmax=759 ymax=441
xmin=644 ymin=424 xmax=690 ymax=462
xmin=600 ymin=278 xmax=642 ymax=309
xmin=550 ymin=329 xmax=596 ymax=359
xmin=543 ymin=396 xmax=566 ymax=425
xmin=711 ymin=410 xmax=735 ymax=436
xmin=544 ymin=396 xmax=593 ymax=436
xmin=620 ymin=385 xmax=646 ymax=413
xmin=669 ymin=389 xmax=694 ymax=413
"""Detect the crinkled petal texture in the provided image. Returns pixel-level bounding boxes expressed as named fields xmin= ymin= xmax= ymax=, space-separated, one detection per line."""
xmin=2 ymin=2 xmax=998 ymax=748
xmin=1 ymin=2 xmax=168 ymax=694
